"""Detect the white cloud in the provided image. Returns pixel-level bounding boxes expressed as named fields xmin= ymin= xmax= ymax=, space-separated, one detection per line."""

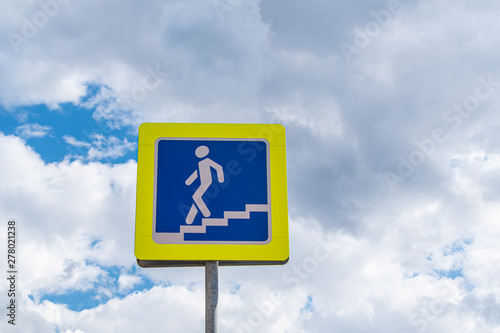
xmin=0 ymin=0 xmax=271 ymax=125
xmin=86 ymin=135 xmax=135 ymax=160
xmin=12 ymin=285 xmax=206 ymax=332
xmin=15 ymin=123 xmax=52 ymax=138
xmin=267 ymin=89 xmax=345 ymax=138
xmin=80 ymin=85 xmax=144 ymax=129
xmin=2 ymin=0 xmax=500 ymax=332
xmin=63 ymin=135 xmax=91 ymax=148
xmin=117 ymin=274 xmax=142 ymax=293
xmin=0 ymin=132 xmax=137 ymax=295
xmin=64 ymin=133 xmax=136 ymax=161
xmin=1 ymin=129 xmax=500 ymax=331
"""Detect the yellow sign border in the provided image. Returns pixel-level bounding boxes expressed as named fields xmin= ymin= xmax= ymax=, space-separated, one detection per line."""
xmin=134 ymin=123 xmax=289 ymax=265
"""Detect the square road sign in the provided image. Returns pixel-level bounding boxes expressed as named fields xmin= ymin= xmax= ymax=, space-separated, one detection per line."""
xmin=134 ymin=123 xmax=289 ymax=267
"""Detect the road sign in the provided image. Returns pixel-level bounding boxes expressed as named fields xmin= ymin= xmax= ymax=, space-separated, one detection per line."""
xmin=134 ymin=123 xmax=289 ymax=266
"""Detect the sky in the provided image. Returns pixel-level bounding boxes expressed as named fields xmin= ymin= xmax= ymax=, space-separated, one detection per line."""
xmin=1 ymin=0 xmax=500 ymax=332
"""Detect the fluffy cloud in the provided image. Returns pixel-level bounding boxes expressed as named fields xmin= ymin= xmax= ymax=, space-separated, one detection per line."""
xmin=0 ymin=0 xmax=271 ymax=124
xmin=15 ymin=123 xmax=52 ymax=138
xmin=1 ymin=0 xmax=500 ymax=332
xmin=0 ymin=133 xmax=137 ymax=292
xmin=64 ymin=133 xmax=136 ymax=161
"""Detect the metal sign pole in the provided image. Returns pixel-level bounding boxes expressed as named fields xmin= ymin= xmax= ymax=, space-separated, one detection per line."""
xmin=205 ymin=261 xmax=219 ymax=333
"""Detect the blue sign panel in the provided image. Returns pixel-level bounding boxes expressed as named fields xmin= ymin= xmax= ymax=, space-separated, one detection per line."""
xmin=152 ymin=138 xmax=271 ymax=244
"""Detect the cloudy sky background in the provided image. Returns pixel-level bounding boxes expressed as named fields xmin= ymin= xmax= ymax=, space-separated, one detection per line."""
xmin=1 ymin=0 xmax=500 ymax=332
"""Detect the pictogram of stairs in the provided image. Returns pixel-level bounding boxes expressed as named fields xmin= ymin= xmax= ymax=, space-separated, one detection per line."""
xmin=179 ymin=204 xmax=269 ymax=236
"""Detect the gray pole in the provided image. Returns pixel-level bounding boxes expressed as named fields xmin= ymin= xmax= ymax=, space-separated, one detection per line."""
xmin=205 ymin=261 xmax=219 ymax=333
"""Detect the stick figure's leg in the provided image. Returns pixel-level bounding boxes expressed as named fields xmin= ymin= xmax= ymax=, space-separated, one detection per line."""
xmin=193 ymin=186 xmax=210 ymax=217
xmin=185 ymin=204 xmax=198 ymax=225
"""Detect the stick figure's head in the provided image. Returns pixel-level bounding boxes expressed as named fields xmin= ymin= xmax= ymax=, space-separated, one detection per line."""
xmin=195 ymin=145 xmax=209 ymax=158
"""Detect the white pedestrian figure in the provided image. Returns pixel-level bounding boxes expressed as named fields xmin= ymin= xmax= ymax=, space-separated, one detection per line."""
xmin=185 ymin=145 xmax=225 ymax=224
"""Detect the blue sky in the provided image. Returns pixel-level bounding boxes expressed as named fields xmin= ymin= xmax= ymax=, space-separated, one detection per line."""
xmin=0 ymin=85 xmax=138 ymax=164
xmin=1 ymin=0 xmax=500 ymax=332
